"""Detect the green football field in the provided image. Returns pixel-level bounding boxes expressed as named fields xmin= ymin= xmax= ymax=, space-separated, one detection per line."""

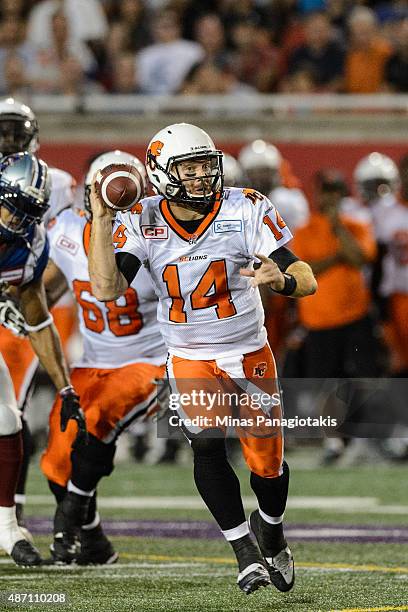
xmin=1 ymin=449 xmax=408 ymax=612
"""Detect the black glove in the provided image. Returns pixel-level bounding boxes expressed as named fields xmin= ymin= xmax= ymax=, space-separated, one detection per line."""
xmin=60 ymin=386 xmax=88 ymax=447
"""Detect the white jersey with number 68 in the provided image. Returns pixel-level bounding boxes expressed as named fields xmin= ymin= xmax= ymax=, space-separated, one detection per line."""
xmin=114 ymin=187 xmax=292 ymax=360
xmin=48 ymin=208 xmax=166 ymax=368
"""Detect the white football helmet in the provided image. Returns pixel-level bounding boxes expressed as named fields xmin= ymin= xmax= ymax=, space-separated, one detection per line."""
xmin=238 ymin=140 xmax=282 ymax=193
xmin=0 ymin=98 xmax=39 ymax=157
xmin=84 ymin=149 xmax=146 ymax=216
xmin=354 ymin=152 xmax=400 ymax=202
xmin=223 ymin=153 xmax=242 ymax=187
xmin=146 ymin=123 xmax=223 ymax=210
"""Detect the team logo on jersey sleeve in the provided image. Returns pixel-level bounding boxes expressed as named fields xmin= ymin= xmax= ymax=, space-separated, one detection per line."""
xmin=142 ymin=225 xmax=168 ymax=239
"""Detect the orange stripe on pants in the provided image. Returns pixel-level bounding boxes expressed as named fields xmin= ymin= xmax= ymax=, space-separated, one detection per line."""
xmin=41 ymin=362 xmax=164 ymax=486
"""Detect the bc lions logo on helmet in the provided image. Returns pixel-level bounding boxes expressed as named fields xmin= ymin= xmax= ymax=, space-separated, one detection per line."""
xmin=147 ymin=140 xmax=164 ymax=170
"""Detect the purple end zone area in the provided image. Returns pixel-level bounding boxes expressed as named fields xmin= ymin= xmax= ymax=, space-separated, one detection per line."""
xmin=26 ymin=518 xmax=408 ymax=543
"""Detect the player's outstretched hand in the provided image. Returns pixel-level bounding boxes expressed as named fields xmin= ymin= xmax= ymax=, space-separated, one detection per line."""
xmin=90 ymin=174 xmax=116 ymax=220
xmin=60 ymin=386 xmax=89 ymax=447
xmin=240 ymin=253 xmax=285 ymax=291
xmin=0 ymin=294 xmax=27 ymax=336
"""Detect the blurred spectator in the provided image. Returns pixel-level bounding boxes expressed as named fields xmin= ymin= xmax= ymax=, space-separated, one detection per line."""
xmin=291 ymin=169 xmax=378 ymax=378
xmin=111 ymin=53 xmax=141 ymax=93
xmin=344 ymin=7 xmax=392 ymax=93
xmin=384 ymin=17 xmax=408 ymax=92
xmin=2 ymin=53 xmax=30 ymax=98
xmin=58 ymin=55 xmax=103 ymax=95
xmin=108 ymin=0 xmax=152 ymax=55
xmin=180 ymin=60 xmax=255 ymax=95
xmin=0 ymin=15 xmax=35 ymax=95
xmin=281 ymin=68 xmax=318 ymax=93
xmin=27 ymin=0 xmax=108 ymax=48
xmin=136 ymin=9 xmax=204 ymax=94
xmin=229 ymin=18 xmax=280 ymax=92
xmin=287 ymin=12 xmax=345 ymax=92
xmin=0 ymin=0 xmax=31 ymax=21
xmin=193 ymin=13 xmax=229 ymax=69
xmin=30 ymin=9 xmax=97 ymax=94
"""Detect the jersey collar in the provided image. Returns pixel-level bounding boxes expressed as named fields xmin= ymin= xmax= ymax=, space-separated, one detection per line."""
xmin=159 ymin=193 xmax=222 ymax=242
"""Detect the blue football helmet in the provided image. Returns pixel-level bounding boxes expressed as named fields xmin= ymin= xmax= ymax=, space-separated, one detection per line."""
xmin=0 ymin=152 xmax=50 ymax=241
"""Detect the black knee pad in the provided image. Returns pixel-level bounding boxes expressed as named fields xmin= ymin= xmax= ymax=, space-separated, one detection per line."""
xmin=70 ymin=434 xmax=116 ymax=491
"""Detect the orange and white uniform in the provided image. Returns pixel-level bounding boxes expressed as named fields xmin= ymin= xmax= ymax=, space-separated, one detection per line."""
xmin=0 ymin=167 xmax=77 ymax=408
xmin=377 ymin=201 xmax=408 ymax=370
xmin=113 ymin=187 xmax=292 ymax=478
xmin=41 ymin=207 xmax=166 ymax=486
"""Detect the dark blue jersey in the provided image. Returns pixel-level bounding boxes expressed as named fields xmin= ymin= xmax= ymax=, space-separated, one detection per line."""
xmin=0 ymin=224 xmax=49 ymax=287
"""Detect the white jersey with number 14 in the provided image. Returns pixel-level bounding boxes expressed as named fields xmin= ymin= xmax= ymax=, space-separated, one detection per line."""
xmin=114 ymin=187 xmax=292 ymax=360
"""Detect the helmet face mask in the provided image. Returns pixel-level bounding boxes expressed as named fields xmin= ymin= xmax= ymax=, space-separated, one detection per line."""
xmin=0 ymin=115 xmax=39 ymax=156
xmin=359 ymin=178 xmax=394 ymax=203
xmin=0 ymin=99 xmax=39 ymax=157
xmin=167 ymin=151 xmax=223 ymax=211
xmin=354 ymin=153 xmax=400 ymax=204
xmin=238 ymin=140 xmax=282 ymax=194
xmin=146 ymin=123 xmax=224 ymax=213
xmin=0 ymin=153 xmax=49 ymax=242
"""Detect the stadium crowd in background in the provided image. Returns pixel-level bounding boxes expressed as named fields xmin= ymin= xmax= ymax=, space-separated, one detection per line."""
xmin=0 ymin=0 xmax=407 ymax=97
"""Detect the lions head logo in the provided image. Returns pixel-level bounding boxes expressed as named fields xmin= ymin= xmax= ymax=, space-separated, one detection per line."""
xmin=147 ymin=140 xmax=164 ymax=170
xmin=253 ymin=362 xmax=267 ymax=378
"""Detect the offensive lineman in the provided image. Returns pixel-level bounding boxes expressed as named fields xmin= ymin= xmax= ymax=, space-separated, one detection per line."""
xmin=0 ymin=152 xmax=86 ymax=565
xmin=88 ymin=123 xmax=317 ymax=594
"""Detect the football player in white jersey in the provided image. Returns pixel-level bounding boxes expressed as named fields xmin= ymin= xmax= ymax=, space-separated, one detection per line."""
xmin=377 ymin=154 xmax=408 ymax=376
xmin=0 ymin=153 xmax=86 ymax=566
xmin=40 ymin=150 xmax=167 ymax=565
xmin=345 ymin=152 xmax=400 ymax=230
xmin=238 ymin=140 xmax=310 ymax=231
xmin=0 ymin=98 xmax=79 ymax=531
xmin=88 ymin=124 xmax=317 ymax=594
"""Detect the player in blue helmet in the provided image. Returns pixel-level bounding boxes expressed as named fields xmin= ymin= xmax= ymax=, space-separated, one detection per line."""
xmin=0 ymin=152 xmax=87 ymax=566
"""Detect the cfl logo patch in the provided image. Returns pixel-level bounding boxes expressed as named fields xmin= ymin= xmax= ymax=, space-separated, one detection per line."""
xmin=253 ymin=362 xmax=267 ymax=378
xmin=142 ymin=225 xmax=168 ymax=239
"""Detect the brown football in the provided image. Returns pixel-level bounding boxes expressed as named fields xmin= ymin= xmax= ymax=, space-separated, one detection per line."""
xmin=96 ymin=163 xmax=145 ymax=211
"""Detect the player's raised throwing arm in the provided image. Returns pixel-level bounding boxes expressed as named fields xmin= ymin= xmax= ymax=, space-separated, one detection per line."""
xmin=88 ymin=181 xmax=134 ymax=301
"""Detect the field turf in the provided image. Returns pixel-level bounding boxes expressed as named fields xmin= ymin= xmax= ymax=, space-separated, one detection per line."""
xmin=1 ymin=451 xmax=407 ymax=612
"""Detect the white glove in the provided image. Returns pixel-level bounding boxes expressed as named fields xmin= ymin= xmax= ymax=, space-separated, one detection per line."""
xmin=0 ymin=296 xmax=27 ymax=337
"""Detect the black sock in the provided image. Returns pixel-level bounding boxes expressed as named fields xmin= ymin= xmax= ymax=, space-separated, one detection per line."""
xmin=191 ymin=432 xmax=246 ymax=531
xmin=250 ymin=461 xmax=289 ymax=556
xmin=250 ymin=460 xmax=289 ymax=518
xmin=15 ymin=418 xmax=33 ymax=498
xmin=48 ymin=480 xmax=67 ymax=504
xmin=230 ymin=534 xmax=263 ymax=571
xmin=82 ymin=493 xmax=97 ymax=528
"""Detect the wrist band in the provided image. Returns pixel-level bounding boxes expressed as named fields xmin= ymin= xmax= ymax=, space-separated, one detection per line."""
xmin=273 ymin=273 xmax=297 ymax=296
xmin=25 ymin=314 xmax=54 ymax=333
xmin=59 ymin=385 xmax=74 ymax=397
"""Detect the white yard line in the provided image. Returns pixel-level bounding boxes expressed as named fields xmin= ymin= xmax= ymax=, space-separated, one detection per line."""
xmin=25 ymin=494 xmax=408 ymax=514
